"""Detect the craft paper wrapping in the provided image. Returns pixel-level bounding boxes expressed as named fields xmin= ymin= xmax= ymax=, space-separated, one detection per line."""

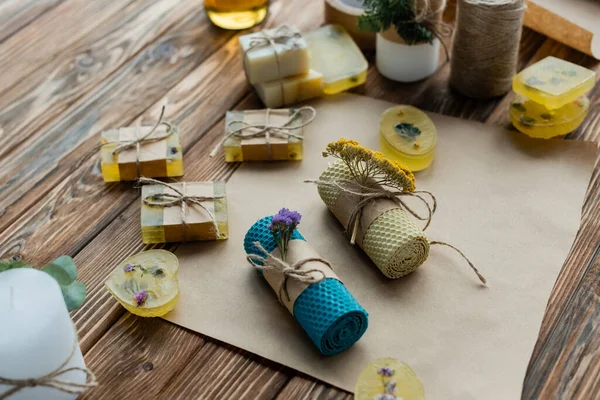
xmin=524 ymin=0 xmax=600 ymax=59
xmin=141 ymin=182 xmax=228 ymax=244
xmin=244 ymin=216 xmax=368 ymax=355
xmin=223 ymin=109 xmax=303 ymax=162
xmin=164 ymin=94 xmax=597 ymax=398
xmin=318 ymin=160 xmax=430 ymax=279
xmin=100 ymin=125 xmax=183 ymax=182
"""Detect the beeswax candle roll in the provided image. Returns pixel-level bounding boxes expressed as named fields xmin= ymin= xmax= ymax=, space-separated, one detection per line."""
xmin=244 ymin=215 xmax=369 ymax=355
xmin=254 ymin=70 xmax=324 ymax=108
xmin=317 ymin=160 xmax=430 ymax=279
xmin=239 ymin=26 xmax=310 ymax=84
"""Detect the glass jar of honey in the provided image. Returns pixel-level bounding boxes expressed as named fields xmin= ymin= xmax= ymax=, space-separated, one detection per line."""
xmin=205 ymin=0 xmax=269 ymax=30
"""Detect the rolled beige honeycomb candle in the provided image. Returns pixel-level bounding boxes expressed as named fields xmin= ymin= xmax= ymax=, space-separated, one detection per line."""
xmin=317 ymin=160 xmax=430 ymax=279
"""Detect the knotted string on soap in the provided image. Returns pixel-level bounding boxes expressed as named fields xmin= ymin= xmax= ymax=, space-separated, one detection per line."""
xmin=0 ymin=331 xmax=97 ymax=400
xmin=210 ymin=106 xmax=316 ymax=158
xmin=247 ymin=242 xmax=332 ymax=303
xmin=243 ymin=25 xmax=302 ymax=105
xmin=139 ymin=177 xmax=224 ymax=241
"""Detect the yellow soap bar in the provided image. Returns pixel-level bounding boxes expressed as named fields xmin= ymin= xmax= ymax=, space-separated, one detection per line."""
xmin=513 ymin=56 xmax=596 ymax=110
xmin=100 ymin=125 xmax=183 ymax=183
xmin=105 ymin=250 xmax=180 ymax=317
xmin=254 ymin=69 xmax=323 ymax=108
xmin=355 ymin=358 xmax=424 ymax=400
xmin=510 ymin=95 xmax=589 ymax=139
xmin=239 ymin=25 xmax=309 ymax=84
xmin=379 ymin=105 xmax=437 ymax=172
xmin=305 ymin=24 xmax=368 ymax=94
xmin=223 ymin=108 xmax=304 ymax=162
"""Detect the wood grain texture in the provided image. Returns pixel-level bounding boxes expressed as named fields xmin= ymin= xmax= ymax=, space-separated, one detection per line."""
xmin=0 ymin=0 xmax=64 ymax=43
xmin=0 ymin=1 xmax=600 ymax=399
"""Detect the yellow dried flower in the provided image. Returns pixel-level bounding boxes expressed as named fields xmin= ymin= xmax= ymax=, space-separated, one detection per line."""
xmin=322 ymin=139 xmax=415 ymax=192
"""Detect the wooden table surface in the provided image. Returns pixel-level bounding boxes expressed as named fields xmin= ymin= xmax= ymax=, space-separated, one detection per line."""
xmin=1 ymin=0 xmax=599 ymax=399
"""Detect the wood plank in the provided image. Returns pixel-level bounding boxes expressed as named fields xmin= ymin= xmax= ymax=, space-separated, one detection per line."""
xmin=0 ymin=0 xmax=134 ymax=94
xmin=275 ymin=376 xmax=351 ymax=400
xmin=0 ymin=0 xmax=209 ymax=163
xmin=0 ymin=0 xmax=64 ymax=43
xmin=0 ymin=5 xmax=235 ymax=236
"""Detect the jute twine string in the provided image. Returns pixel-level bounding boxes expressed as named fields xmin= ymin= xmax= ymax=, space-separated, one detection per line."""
xmin=210 ymin=106 xmax=316 ymax=158
xmin=306 ymin=179 xmax=486 ymax=284
xmin=139 ymin=177 xmax=224 ymax=241
xmin=0 ymin=334 xmax=97 ymax=399
xmin=247 ymin=242 xmax=332 ymax=303
xmin=450 ymin=0 xmax=526 ymax=98
xmin=243 ymin=25 xmax=302 ymax=106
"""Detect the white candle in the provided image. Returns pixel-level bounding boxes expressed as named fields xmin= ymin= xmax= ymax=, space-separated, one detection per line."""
xmin=0 ymin=269 xmax=91 ymax=400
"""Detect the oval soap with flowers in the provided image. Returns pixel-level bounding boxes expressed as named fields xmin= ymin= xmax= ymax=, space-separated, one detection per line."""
xmin=306 ymin=139 xmax=486 ymax=283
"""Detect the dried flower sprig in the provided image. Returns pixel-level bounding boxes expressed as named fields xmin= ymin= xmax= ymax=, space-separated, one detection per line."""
xmin=374 ymin=367 xmax=403 ymax=400
xmin=268 ymin=208 xmax=302 ymax=261
xmin=322 ymin=139 xmax=416 ymax=193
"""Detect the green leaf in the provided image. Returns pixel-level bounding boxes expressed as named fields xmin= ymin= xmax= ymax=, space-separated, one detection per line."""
xmin=0 ymin=256 xmax=31 ymax=273
xmin=42 ymin=263 xmax=73 ymax=286
xmin=61 ymin=281 xmax=87 ymax=312
xmin=49 ymin=256 xmax=77 ymax=281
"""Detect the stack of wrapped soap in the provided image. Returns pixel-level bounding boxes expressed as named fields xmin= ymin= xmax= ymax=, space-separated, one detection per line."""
xmin=240 ymin=24 xmax=368 ymax=108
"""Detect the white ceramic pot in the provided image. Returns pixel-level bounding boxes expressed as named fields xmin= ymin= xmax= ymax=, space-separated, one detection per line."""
xmin=376 ymin=31 xmax=440 ymax=82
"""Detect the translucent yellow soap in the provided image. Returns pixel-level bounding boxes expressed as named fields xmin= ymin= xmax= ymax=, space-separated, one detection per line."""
xmin=254 ymin=70 xmax=324 ymax=108
xmin=105 ymin=250 xmax=180 ymax=317
xmin=513 ymin=56 xmax=596 ymax=110
xmin=379 ymin=105 xmax=437 ymax=172
xmin=355 ymin=358 xmax=424 ymax=400
xmin=305 ymin=24 xmax=368 ymax=95
xmin=510 ymin=95 xmax=589 ymax=139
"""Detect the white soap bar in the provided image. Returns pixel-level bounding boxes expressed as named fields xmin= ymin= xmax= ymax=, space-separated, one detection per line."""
xmin=254 ymin=70 xmax=324 ymax=108
xmin=239 ymin=25 xmax=310 ymax=84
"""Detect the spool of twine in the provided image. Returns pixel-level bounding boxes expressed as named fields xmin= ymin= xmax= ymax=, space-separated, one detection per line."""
xmin=450 ymin=0 xmax=526 ymax=98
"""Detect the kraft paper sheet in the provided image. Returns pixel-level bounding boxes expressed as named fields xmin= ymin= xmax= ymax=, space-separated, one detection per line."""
xmin=164 ymin=94 xmax=597 ymax=398
xmin=524 ymin=0 xmax=600 ymax=59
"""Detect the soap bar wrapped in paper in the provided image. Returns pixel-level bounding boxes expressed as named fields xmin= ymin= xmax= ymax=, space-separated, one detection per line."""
xmin=140 ymin=178 xmax=228 ymax=244
xmin=239 ymin=25 xmax=310 ymax=85
xmin=244 ymin=213 xmax=369 ymax=355
xmin=212 ymin=106 xmax=316 ymax=162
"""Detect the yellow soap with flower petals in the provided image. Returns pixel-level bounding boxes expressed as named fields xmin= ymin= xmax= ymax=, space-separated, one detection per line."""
xmin=355 ymin=358 xmax=425 ymax=400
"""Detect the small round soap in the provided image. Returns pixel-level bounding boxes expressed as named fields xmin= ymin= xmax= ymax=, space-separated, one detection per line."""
xmin=105 ymin=249 xmax=180 ymax=317
xmin=379 ymin=105 xmax=437 ymax=172
xmin=510 ymin=95 xmax=589 ymax=139
xmin=355 ymin=358 xmax=425 ymax=400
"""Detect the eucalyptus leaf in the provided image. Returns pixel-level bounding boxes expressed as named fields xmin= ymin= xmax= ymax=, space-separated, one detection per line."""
xmin=61 ymin=281 xmax=87 ymax=312
xmin=0 ymin=256 xmax=31 ymax=273
xmin=42 ymin=263 xmax=74 ymax=286
xmin=49 ymin=256 xmax=77 ymax=281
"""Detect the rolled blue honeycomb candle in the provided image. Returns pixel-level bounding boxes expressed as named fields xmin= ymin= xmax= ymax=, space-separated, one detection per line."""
xmin=244 ymin=216 xmax=369 ymax=355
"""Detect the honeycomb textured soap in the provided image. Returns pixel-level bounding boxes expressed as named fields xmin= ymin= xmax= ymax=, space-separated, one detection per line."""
xmin=305 ymin=24 xmax=368 ymax=94
xmin=513 ymin=56 xmax=596 ymax=110
xmin=379 ymin=105 xmax=437 ymax=172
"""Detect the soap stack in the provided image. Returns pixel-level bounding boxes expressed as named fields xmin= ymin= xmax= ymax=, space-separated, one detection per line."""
xmin=240 ymin=24 xmax=368 ymax=108
xmin=510 ymin=56 xmax=596 ymax=139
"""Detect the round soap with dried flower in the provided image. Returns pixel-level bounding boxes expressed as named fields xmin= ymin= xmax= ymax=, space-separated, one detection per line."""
xmin=355 ymin=358 xmax=425 ymax=400
xmin=379 ymin=105 xmax=437 ymax=172
xmin=105 ymin=249 xmax=180 ymax=317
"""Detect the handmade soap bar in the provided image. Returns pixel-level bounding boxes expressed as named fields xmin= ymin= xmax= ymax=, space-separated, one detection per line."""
xmin=513 ymin=56 xmax=596 ymax=110
xmin=222 ymin=107 xmax=314 ymax=162
xmin=510 ymin=95 xmax=590 ymax=139
xmin=100 ymin=123 xmax=183 ymax=183
xmin=355 ymin=358 xmax=425 ymax=400
xmin=379 ymin=105 xmax=437 ymax=172
xmin=239 ymin=25 xmax=309 ymax=84
xmin=105 ymin=250 xmax=180 ymax=317
xmin=254 ymin=69 xmax=323 ymax=108
xmin=244 ymin=215 xmax=369 ymax=355
xmin=305 ymin=24 xmax=368 ymax=94
xmin=141 ymin=180 xmax=228 ymax=244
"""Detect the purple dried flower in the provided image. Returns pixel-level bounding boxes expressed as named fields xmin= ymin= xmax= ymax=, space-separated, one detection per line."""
xmin=385 ymin=380 xmax=396 ymax=394
xmin=124 ymin=264 xmax=135 ymax=272
xmin=377 ymin=367 xmax=394 ymax=377
xmin=269 ymin=208 xmax=302 ymax=230
xmin=134 ymin=290 xmax=148 ymax=306
xmin=170 ymin=146 xmax=178 ymax=155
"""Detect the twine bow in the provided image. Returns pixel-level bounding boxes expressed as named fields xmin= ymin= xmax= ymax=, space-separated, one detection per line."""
xmin=210 ymin=106 xmax=316 ymax=158
xmin=139 ymin=178 xmax=224 ymax=241
xmin=243 ymin=25 xmax=302 ymax=106
xmin=0 ymin=337 xmax=97 ymax=400
xmin=247 ymin=242 xmax=332 ymax=303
